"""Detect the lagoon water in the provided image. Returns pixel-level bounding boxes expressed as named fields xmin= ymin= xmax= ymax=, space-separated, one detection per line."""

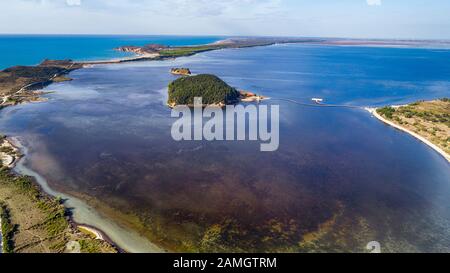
xmin=0 ymin=43 xmax=450 ymax=252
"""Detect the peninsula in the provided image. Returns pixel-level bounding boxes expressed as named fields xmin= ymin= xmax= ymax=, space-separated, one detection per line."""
xmin=0 ymin=60 xmax=82 ymax=107
xmin=367 ymin=98 xmax=450 ymax=162
xmin=115 ymin=37 xmax=321 ymax=59
xmin=0 ymin=136 xmax=117 ymax=253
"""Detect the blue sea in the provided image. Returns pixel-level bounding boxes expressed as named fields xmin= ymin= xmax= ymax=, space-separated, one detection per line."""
xmin=0 ymin=38 xmax=450 ymax=252
xmin=0 ymin=35 xmax=223 ymax=69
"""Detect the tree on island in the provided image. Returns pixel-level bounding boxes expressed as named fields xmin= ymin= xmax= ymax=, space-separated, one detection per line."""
xmin=168 ymin=74 xmax=240 ymax=106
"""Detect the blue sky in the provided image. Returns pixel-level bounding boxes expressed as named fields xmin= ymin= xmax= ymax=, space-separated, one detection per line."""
xmin=1 ymin=0 xmax=450 ymax=39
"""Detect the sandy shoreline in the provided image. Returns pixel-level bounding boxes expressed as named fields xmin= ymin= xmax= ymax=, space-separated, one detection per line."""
xmin=78 ymin=53 xmax=160 ymax=66
xmin=7 ymin=137 xmax=164 ymax=253
xmin=366 ymin=108 xmax=450 ymax=163
xmin=77 ymin=225 xmax=105 ymax=241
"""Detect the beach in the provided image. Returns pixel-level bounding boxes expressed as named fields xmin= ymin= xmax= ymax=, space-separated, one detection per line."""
xmin=366 ymin=108 xmax=450 ymax=163
xmin=10 ymin=137 xmax=164 ymax=253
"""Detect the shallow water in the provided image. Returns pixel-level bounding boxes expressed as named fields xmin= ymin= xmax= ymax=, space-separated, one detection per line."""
xmin=12 ymin=140 xmax=162 ymax=253
xmin=0 ymin=44 xmax=450 ymax=252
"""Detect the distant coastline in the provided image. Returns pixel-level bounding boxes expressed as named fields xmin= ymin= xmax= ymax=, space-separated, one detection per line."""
xmin=0 ymin=35 xmax=225 ymax=70
xmin=0 ymin=37 xmax=317 ymax=110
xmin=316 ymin=38 xmax=450 ymax=49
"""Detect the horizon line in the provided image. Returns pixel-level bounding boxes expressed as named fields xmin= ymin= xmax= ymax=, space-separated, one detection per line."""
xmin=1 ymin=33 xmax=450 ymax=42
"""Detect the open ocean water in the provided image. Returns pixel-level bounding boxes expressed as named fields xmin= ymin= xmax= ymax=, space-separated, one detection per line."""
xmin=0 ymin=35 xmax=223 ymax=69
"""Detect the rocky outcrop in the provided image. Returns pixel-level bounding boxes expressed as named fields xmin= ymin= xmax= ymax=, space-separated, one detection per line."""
xmin=116 ymin=44 xmax=168 ymax=55
xmin=170 ymin=68 xmax=191 ymax=76
xmin=239 ymin=90 xmax=267 ymax=102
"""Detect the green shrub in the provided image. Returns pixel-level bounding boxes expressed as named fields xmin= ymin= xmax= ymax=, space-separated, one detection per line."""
xmin=1 ymin=203 xmax=15 ymax=253
xmin=79 ymin=239 xmax=101 ymax=253
xmin=377 ymin=106 xmax=396 ymax=119
xmin=160 ymin=45 xmax=221 ymax=57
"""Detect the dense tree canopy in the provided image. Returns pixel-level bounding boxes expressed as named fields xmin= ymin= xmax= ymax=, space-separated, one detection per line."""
xmin=168 ymin=74 xmax=240 ymax=106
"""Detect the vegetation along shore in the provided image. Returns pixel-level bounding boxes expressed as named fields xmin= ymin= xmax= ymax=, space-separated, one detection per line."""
xmin=0 ymin=137 xmax=117 ymax=253
xmin=367 ymin=98 xmax=450 ymax=163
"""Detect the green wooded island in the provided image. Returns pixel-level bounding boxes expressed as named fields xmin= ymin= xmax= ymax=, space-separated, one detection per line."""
xmin=167 ymin=74 xmax=241 ymax=107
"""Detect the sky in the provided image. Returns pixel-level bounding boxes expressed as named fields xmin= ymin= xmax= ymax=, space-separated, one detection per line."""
xmin=1 ymin=0 xmax=450 ymax=39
